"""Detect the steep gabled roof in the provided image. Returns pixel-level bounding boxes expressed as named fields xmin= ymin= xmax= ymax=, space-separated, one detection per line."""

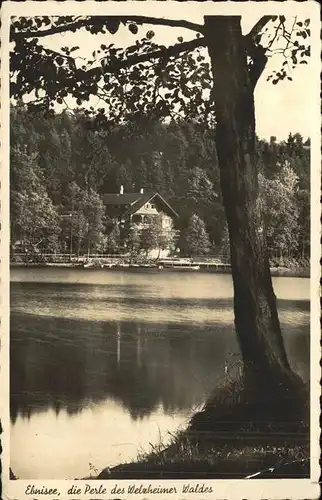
xmin=103 ymin=192 xmax=179 ymax=218
xmin=149 ymin=193 xmax=179 ymax=218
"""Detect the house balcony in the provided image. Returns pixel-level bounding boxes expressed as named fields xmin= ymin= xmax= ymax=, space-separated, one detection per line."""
xmin=131 ymin=214 xmax=159 ymax=225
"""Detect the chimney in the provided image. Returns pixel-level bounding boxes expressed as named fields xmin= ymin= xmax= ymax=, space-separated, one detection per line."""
xmin=140 ymin=188 xmax=144 ymax=194
xmin=120 ymin=185 xmax=124 ymax=195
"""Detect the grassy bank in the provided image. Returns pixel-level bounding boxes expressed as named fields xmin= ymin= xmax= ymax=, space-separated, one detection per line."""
xmin=10 ymin=261 xmax=310 ymax=277
xmin=98 ymin=377 xmax=310 ymax=480
xmin=269 ymin=256 xmax=310 ymax=277
xmin=270 ymin=267 xmax=310 ymax=278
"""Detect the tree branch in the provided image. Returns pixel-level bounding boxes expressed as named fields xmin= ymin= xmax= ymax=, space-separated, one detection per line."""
xmin=244 ymin=16 xmax=278 ymax=89
xmin=11 ymin=18 xmax=93 ymax=40
xmin=11 ymin=15 xmax=203 ymax=41
xmin=246 ymin=15 xmax=277 ymax=40
xmin=115 ymin=16 xmax=204 ymax=33
xmin=87 ymin=37 xmax=207 ymax=78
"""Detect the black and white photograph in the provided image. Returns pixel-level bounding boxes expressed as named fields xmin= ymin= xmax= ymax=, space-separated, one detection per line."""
xmin=1 ymin=1 xmax=320 ymax=499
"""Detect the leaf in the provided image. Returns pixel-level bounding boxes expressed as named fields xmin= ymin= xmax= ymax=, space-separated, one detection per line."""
xmin=106 ymin=20 xmax=120 ymax=35
xmin=129 ymin=23 xmax=138 ymax=35
xmin=126 ymin=45 xmax=138 ymax=54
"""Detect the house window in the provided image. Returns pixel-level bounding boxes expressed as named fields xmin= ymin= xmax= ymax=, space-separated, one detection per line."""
xmin=150 ymin=203 xmax=156 ymax=209
xmin=132 ymin=215 xmax=141 ymax=223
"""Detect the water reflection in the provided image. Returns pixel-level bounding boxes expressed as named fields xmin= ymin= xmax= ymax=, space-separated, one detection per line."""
xmin=11 ymin=306 xmax=309 ymax=424
xmin=11 ymin=315 xmax=242 ymax=423
xmin=10 ymin=270 xmax=310 ymax=478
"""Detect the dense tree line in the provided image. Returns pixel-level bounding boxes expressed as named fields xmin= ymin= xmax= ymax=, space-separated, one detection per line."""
xmin=10 ymin=106 xmax=310 ymax=260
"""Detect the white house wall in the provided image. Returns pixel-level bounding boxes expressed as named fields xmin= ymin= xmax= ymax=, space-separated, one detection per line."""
xmin=161 ymin=214 xmax=173 ymax=230
xmin=132 ymin=208 xmax=174 ymax=232
xmin=135 ymin=202 xmax=159 ymax=216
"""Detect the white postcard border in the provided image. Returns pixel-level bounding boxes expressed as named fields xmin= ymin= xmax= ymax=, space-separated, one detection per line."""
xmin=1 ymin=2 xmax=321 ymax=499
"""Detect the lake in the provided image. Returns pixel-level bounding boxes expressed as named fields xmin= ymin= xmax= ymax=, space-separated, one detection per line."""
xmin=10 ymin=268 xmax=310 ymax=479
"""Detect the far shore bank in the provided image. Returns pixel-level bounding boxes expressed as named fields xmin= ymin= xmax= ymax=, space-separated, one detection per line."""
xmin=10 ymin=261 xmax=310 ymax=278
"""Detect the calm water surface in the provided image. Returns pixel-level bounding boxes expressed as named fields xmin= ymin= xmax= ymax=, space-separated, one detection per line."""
xmin=10 ymin=268 xmax=310 ymax=479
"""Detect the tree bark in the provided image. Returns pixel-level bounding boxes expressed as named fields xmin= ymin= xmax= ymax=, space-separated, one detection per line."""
xmin=204 ymin=17 xmax=300 ymax=392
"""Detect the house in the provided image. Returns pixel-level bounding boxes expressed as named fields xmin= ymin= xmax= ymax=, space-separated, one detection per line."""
xmin=103 ymin=186 xmax=179 ymax=257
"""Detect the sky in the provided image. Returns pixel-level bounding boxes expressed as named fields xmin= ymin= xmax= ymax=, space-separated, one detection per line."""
xmin=15 ymin=9 xmax=318 ymax=141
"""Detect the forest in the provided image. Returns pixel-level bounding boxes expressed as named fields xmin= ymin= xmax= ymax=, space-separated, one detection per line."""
xmin=10 ymin=104 xmax=310 ymax=262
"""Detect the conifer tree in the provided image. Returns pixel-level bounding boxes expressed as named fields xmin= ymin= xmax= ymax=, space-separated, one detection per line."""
xmin=180 ymin=214 xmax=211 ymax=257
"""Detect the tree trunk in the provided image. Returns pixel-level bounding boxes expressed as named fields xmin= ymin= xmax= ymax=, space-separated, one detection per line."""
xmin=204 ymin=17 xmax=300 ymax=393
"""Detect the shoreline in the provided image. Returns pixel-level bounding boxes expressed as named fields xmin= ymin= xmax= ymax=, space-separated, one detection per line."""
xmin=96 ymin=378 xmax=309 ymax=480
xmin=10 ymin=262 xmax=310 ymax=278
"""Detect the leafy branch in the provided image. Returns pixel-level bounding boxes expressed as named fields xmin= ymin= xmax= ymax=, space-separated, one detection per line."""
xmin=11 ymin=15 xmax=204 ymax=40
xmin=10 ymin=14 xmax=311 ymax=121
